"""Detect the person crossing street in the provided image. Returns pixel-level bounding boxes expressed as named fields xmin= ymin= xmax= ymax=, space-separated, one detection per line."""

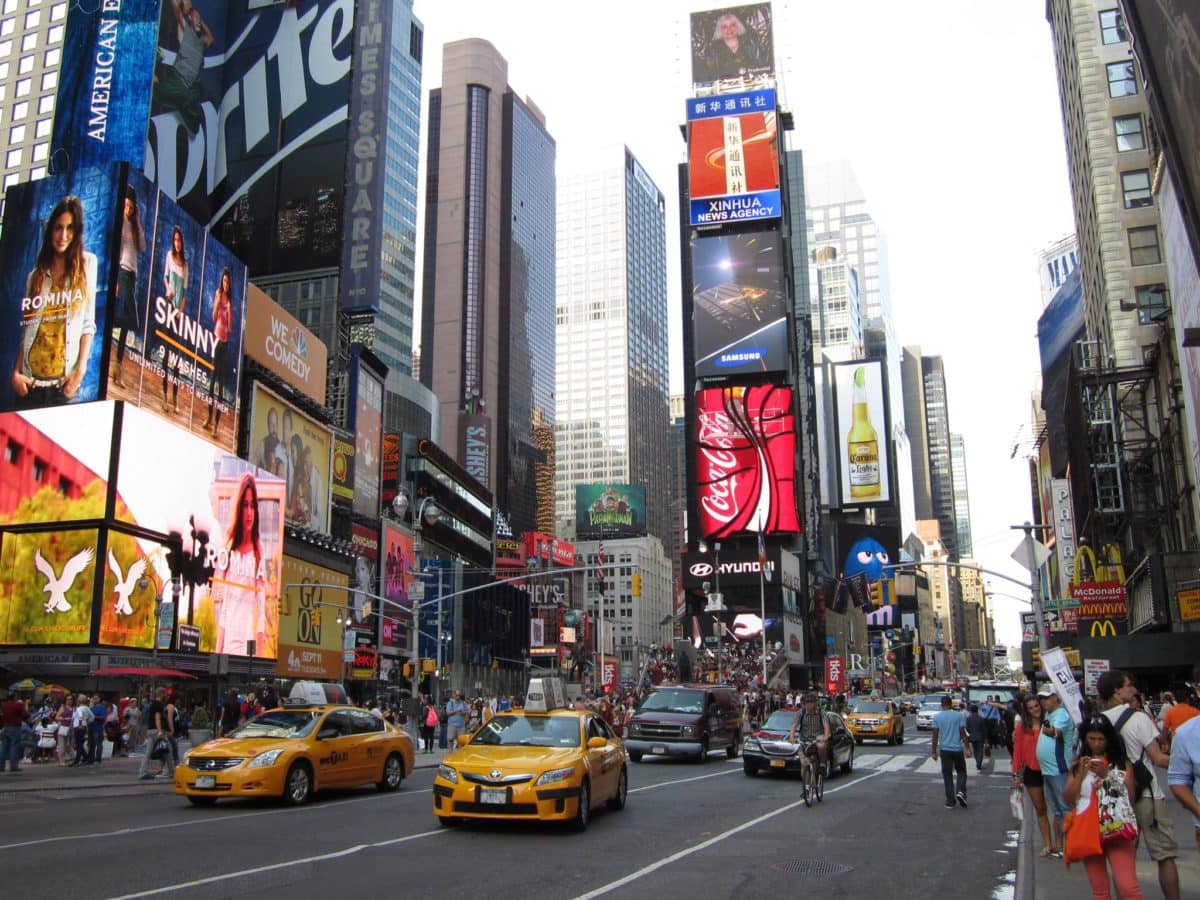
xmin=932 ymin=694 xmax=971 ymax=808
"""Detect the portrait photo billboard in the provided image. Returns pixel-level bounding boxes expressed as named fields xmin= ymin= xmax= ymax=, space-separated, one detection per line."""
xmin=0 ymin=165 xmax=122 ymax=413
xmin=832 ymin=360 xmax=893 ymax=507
xmin=691 ymin=230 xmax=789 ymax=379
xmin=694 ymin=384 xmax=800 ymax=539
xmin=689 ymin=3 xmax=775 ymax=95
xmin=686 ymin=89 xmax=780 ymax=226
xmin=248 ymin=382 xmax=332 ymax=533
xmin=349 ymin=347 xmax=384 ymax=519
xmin=0 ymin=527 xmax=100 ymax=645
xmin=575 ymin=484 xmax=648 ymax=539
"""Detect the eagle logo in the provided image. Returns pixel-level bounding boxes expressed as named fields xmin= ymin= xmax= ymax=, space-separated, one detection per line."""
xmin=108 ymin=549 xmax=147 ymax=617
xmin=35 ymin=547 xmax=95 ymax=613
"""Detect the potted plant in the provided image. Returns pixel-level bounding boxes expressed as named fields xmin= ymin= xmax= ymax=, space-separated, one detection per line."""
xmin=188 ymin=706 xmax=213 ymax=747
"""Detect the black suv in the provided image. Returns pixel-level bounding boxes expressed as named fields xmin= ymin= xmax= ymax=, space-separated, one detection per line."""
xmin=625 ymin=684 xmax=742 ymax=763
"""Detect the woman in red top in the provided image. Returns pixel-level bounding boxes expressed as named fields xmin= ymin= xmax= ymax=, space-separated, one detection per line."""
xmin=1012 ymin=692 xmax=1057 ymax=857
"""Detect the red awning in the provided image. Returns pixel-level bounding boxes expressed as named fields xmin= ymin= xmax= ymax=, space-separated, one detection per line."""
xmin=89 ymin=666 xmax=198 ymax=680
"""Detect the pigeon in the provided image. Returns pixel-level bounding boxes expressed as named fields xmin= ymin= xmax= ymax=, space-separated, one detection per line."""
xmin=108 ymin=549 xmax=147 ymax=617
xmin=35 ymin=547 xmax=95 ymax=613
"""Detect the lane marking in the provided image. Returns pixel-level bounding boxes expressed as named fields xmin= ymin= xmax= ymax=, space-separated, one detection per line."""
xmin=106 ymin=830 xmax=446 ymax=900
xmin=573 ymin=768 xmax=886 ymax=899
xmin=0 ymin=787 xmax=433 ymax=852
xmin=629 ymin=768 xmax=740 ymax=793
xmin=877 ymin=755 xmax=917 ymax=773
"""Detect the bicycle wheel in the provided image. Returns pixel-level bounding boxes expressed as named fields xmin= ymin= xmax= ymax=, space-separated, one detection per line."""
xmin=814 ymin=761 xmax=825 ymax=803
xmin=802 ymin=761 xmax=814 ymax=808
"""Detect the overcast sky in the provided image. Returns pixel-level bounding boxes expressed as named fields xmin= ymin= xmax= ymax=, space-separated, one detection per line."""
xmin=411 ymin=0 xmax=1078 ymax=649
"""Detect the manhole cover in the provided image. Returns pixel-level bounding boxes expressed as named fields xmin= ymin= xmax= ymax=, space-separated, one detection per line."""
xmin=771 ymin=859 xmax=854 ymax=876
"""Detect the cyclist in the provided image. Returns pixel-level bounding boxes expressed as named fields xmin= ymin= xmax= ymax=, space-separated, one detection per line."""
xmin=788 ymin=692 xmax=831 ymax=775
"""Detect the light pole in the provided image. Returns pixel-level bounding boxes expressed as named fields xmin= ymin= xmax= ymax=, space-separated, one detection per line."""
xmin=698 ymin=539 xmax=723 ymax=684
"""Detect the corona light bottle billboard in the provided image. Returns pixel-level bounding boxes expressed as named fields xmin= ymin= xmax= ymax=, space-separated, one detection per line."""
xmin=847 ymin=366 xmax=880 ymax=499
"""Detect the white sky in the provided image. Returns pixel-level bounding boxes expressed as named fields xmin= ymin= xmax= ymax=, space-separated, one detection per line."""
xmin=410 ymin=0 xmax=1077 ymax=648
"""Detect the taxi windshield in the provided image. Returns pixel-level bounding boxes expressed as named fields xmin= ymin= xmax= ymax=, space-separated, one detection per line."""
xmin=470 ymin=714 xmax=580 ymax=747
xmin=229 ymin=710 xmax=321 ymax=739
xmin=850 ymin=702 xmax=889 ymax=714
xmin=639 ymin=689 xmax=704 ymax=714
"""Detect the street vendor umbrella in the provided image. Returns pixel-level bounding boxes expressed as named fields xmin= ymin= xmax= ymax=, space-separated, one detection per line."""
xmin=89 ymin=666 xmax=197 ymax=680
xmin=35 ymin=683 xmax=69 ymax=696
xmin=8 ymin=677 xmax=43 ymax=691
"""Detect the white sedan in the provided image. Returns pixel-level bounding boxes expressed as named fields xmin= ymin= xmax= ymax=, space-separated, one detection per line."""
xmin=915 ymin=701 xmax=943 ymax=731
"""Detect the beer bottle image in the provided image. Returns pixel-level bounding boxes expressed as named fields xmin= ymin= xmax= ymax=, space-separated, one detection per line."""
xmin=847 ymin=366 xmax=881 ymax=499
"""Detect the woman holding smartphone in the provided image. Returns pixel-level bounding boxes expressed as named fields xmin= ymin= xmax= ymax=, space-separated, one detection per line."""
xmin=1012 ymin=692 xmax=1059 ymax=858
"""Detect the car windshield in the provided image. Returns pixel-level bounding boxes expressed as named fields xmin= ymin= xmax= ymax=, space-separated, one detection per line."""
xmin=920 ymin=702 xmax=943 ymax=712
xmin=470 ymin=714 xmax=580 ymax=747
xmin=229 ymin=710 xmax=320 ymax=739
xmin=851 ymin=702 xmax=888 ymax=714
xmin=639 ymin=689 xmax=704 ymax=714
xmin=760 ymin=710 xmax=800 ymax=733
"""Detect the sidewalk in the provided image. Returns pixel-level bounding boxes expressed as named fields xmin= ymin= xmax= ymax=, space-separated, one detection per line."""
xmin=1018 ymin=789 xmax=1200 ymax=900
xmin=0 ymin=738 xmax=455 ymax=794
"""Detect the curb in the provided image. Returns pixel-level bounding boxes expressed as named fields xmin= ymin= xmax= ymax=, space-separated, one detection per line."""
xmin=1013 ymin=789 xmax=1036 ymax=900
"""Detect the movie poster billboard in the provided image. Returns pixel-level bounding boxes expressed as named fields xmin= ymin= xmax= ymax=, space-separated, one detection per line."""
xmin=331 ymin=431 xmax=354 ymax=509
xmin=686 ymin=89 xmax=780 ymax=226
xmin=247 ymin=382 xmax=332 ymax=533
xmin=689 ymin=3 xmax=775 ymax=95
xmin=0 ymin=527 xmax=100 ymax=645
xmin=0 ymin=165 xmax=122 ymax=412
xmin=575 ymin=484 xmax=648 ymax=538
xmin=277 ymin=556 xmax=347 ymax=679
xmin=349 ymin=347 xmax=384 ymax=518
xmin=691 ymin=230 xmax=789 ymax=378
xmin=836 ymin=522 xmax=901 ymax=629
xmin=107 ymin=171 xmax=248 ymax=451
xmin=115 ymin=403 xmax=285 ymax=658
xmin=381 ymin=520 xmax=415 ymax=614
xmin=694 ymin=384 xmax=800 ymax=539
xmin=832 ymin=359 xmax=893 ymax=507
xmin=243 ymin=284 xmax=327 ymax=405
xmin=49 ymin=0 xmax=160 ymax=173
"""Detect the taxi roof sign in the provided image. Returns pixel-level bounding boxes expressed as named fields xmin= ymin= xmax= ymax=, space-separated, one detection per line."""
xmin=525 ymin=676 xmax=567 ymax=713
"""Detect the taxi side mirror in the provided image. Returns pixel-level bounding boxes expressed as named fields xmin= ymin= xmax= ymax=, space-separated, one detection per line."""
xmin=587 ymin=736 xmax=607 ymax=749
xmin=316 ymin=727 xmax=339 ymax=741
xmin=457 ymin=734 xmax=471 ymax=747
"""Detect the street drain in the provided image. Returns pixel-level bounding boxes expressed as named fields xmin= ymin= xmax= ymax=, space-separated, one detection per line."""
xmin=771 ymin=859 xmax=853 ymax=876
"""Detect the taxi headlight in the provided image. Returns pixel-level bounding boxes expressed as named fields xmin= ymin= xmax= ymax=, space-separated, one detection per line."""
xmin=248 ymin=749 xmax=286 ymax=768
xmin=535 ymin=766 xmax=577 ymax=786
xmin=436 ymin=764 xmax=458 ymax=784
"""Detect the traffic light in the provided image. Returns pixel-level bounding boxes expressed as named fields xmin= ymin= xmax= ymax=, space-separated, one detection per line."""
xmin=278 ymin=594 xmax=292 ymax=616
xmin=869 ymin=580 xmax=883 ymax=607
xmin=421 ymin=658 xmax=436 ymax=674
xmin=402 ymin=661 xmax=413 ymax=678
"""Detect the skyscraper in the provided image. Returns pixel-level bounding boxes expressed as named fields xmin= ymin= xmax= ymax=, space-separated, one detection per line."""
xmin=904 ymin=348 xmax=959 ymax=561
xmin=555 ymin=147 xmax=670 ymax=544
xmin=950 ymin=433 xmax=973 ymax=558
xmin=420 ymin=39 xmax=556 ymax=535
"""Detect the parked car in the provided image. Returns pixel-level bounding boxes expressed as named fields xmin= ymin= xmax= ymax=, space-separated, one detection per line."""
xmin=742 ymin=708 xmax=854 ymax=777
xmin=625 ymin=684 xmax=742 ymax=763
xmin=844 ymin=699 xmax=905 ymax=745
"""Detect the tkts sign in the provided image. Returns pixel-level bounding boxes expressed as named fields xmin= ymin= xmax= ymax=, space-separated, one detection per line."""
xmin=694 ymin=384 xmax=800 ymax=539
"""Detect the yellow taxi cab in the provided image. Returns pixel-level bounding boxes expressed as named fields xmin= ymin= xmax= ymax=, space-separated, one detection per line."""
xmin=844 ymin=698 xmax=905 ymax=745
xmin=175 ymin=702 xmax=415 ymax=806
xmin=432 ymin=678 xmax=627 ymax=831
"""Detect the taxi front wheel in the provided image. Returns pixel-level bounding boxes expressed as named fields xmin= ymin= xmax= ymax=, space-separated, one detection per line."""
xmin=284 ymin=762 xmax=312 ymax=806
xmin=572 ymin=779 xmax=590 ymax=832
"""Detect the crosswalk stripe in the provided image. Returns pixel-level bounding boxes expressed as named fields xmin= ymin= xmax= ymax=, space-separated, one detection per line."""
xmin=877 ymin=756 xmax=916 ymax=773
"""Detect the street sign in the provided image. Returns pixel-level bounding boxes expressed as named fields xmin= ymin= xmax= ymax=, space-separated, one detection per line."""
xmin=1042 ymin=597 xmax=1080 ymax=611
xmin=1011 ymin=537 xmax=1050 ymax=573
xmin=1084 ymin=658 xmax=1109 ymax=696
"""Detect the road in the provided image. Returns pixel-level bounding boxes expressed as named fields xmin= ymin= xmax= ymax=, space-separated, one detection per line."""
xmin=0 ymin=727 xmax=1026 ymax=899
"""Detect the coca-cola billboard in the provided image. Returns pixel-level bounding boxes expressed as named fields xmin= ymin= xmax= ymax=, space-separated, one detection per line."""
xmin=694 ymin=384 xmax=800 ymax=539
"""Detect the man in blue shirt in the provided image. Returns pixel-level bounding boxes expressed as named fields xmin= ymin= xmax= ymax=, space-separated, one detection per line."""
xmin=444 ymin=691 xmax=469 ymax=744
xmin=1167 ymin=714 xmax=1200 ymax=855
xmin=1036 ymin=686 xmax=1075 ymax=853
xmin=979 ymin=694 xmax=1003 ymax=754
xmin=931 ymin=694 xmax=970 ymax=808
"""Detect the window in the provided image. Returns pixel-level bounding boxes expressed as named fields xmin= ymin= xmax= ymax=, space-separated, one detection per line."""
xmin=1135 ymin=283 xmax=1168 ymax=324
xmin=47 ymin=24 xmax=62 ymax=43
xmin=42 ymin=46 xmax=58 ymax=67
xmin=20 ymin=31 xmax=36 ymax=51
xmin=15 ymin=76 xmax=29 ymax=97
xmin=24 ymin=10 xmax=40 ymax=29
xmin=1121 ymin=170 xmax=1152 ymax=209
xmin=32 ymin=142 xmax=46 ymax=162
xmin=4 ymin=439 xmax=18 ymax=464
xmin=0 ymin=38 xmax=9 ymax=56
xmin=5 ymin=147 xmax=20 ymax=168
xmin=37 ymin=94 xmax=53 ymax=114
xmin=0 ymin=19 xmax=13 ymax=37
xmin=1106 ymin=61 xmax=1136 ymax=97
xmin=1114 ymin=115 xmax=1145 ymax=151
xmin=40 ymin=70 xmax=56 ymax=90
xmin=34 ymin=117 xmax=49 ymax=137
xmin=1128 ymin=227 xmax=1161 ymax=266
xmin=3 ymin=172 xmax=19 ymax=189
xmin=17 ymin=53 xmax=31 ymax=74
xmin=33 ymin=458 xmax=46 ymax=482
xmin=8 ymin=123 xmax=22 ymax=143
xmin=1099 ymin=9 xmax=1127 ymax=44
xmin=11 ymin=100 xmax=25 ymax=119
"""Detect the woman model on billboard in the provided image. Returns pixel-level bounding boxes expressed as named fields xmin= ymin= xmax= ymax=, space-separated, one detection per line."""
xmin=214 ymin=472 xmax=266 ymax=658
xmin=201 ymin=266 xmax=233 ymax=434
xmin=10 ymin=195 xmax=98 ymax=407
xmin=701 ymin=12 xmax=768 ymax=82
xmin=110 ymin=186 xmax=145 ymax=390
xmin=161 ymin=225 xmax=188 ymax=413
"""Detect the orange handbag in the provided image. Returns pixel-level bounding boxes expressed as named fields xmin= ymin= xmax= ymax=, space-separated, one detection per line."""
xmin=1063 ymin=789 xmax=1103 ymax=866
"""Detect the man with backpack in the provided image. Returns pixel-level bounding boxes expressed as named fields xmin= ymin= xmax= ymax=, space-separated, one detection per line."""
xmin=1099 ymin=669 xmax=1180 ymax=900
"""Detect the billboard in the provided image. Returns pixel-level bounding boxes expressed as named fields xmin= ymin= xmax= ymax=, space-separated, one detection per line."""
xmin=107 ymin=170 xmax=249 ymax=451
xmin=836 ymin=522 xmax=901 ymax=629
xmin=686 ymin=89 xmax=780 ymax=226
xmin=691 ymin=230 xmax=789 ymax=378
xmin=575 ymin=484 xmax=648 ymax=538
xmin=0 ymin=165 xmax=122 ymax=412
xmin=694 ymin=384 xmax=800 ymax=538
xmin=49 ymin=0 xmax=160 ymax=173
xmin=832 ymin=360 xmax=892 ymax=507
xmin=248 ymin=382 xmax=332 ymax=532
xmin=349 ymin=347 xmax=384 ymax=518
xmin=278 ymin=556 xmax=347 ymax=679
xmin=115 ymin=403 xmax=285 ymax=658
xmin=689 ymin=4 xmax=775 ymax=95
xmin=242 ymin=284 xmax=327 ymax=405
xmin=0 ymin=527 xmax=100 ymax=645
xmin=331 ymin=432 xmax=355 ymax=509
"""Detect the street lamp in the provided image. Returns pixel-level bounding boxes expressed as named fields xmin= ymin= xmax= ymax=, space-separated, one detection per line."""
xmin=698 ymin=539 xmax=724 ymax=684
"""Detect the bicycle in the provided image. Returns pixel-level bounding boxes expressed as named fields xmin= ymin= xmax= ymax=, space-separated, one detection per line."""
xmin=799 ymin=741 xmax=826 ymax=807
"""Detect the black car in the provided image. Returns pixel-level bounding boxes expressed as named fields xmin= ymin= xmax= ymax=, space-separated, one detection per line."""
xmin=742 ymin=707 xmax=855 ymax=777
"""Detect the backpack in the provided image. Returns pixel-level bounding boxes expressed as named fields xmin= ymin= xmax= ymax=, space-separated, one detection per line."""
xmin=424 ymin=705 xmax=439 ymax=728
xmin=1113 ymin=707 xmax=1155 ymax=801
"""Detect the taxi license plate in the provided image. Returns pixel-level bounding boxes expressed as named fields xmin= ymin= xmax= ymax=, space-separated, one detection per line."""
xmin=480 ymin=788 xmax=506 ymax=805
xmin=651 ymin=745 xmax=667 ymax=755
xmin=194 ymin=775 xmax=216 ymax=790
xmin=770 ymin=759 xmax=786 ymax=768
